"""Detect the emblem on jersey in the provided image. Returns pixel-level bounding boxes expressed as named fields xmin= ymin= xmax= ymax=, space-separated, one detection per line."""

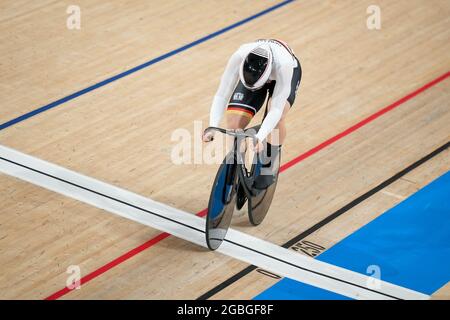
xmin=233 ymin=92 xmax=244 ymax=101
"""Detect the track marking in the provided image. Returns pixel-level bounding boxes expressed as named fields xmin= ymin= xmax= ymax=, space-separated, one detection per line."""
xmin=280 ymin=71 xmax=450 ymax=172
xmin=0 ymin=145 xmax=428 ymax=300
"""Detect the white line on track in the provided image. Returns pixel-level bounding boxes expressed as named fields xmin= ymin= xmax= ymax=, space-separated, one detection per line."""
xmin=0 ymin=144 xmax=429 ymax=300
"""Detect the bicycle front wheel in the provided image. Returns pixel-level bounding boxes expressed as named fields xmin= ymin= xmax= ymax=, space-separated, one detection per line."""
xmin=206 ymin=152 xmax=238 ymax=250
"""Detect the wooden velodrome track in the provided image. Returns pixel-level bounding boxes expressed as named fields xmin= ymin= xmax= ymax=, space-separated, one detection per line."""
xmin=0 ymin=0 xmax=449 ymax=299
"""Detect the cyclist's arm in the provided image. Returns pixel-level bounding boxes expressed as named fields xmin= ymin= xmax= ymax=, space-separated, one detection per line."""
xmin=209 ymin=51 xmax=242 ymax=127
xmin=255 ymin=64 xmax=293 ymax=142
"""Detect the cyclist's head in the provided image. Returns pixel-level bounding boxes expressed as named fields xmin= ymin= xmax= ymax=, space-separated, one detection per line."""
xmin=239 ymin=45 xmax=273 ymax=90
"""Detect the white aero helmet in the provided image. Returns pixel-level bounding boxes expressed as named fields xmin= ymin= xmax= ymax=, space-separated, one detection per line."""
xmin=239 ymin=44 xmax=273 ymax=90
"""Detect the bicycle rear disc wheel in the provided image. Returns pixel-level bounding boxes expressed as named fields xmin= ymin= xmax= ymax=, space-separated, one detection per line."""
xmin=248 ymin=152 xmax=280 ymax=226
xmin=206 ymin=152 xmax=238 ymax=250
xmin=236 ymin=182 xmax=247 ymax=210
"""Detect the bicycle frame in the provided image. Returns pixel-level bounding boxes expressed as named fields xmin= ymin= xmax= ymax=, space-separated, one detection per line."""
xmin=204 ymin=126 xmax=262 ymax=198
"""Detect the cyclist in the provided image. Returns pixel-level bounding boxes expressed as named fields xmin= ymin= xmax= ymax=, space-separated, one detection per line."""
xmin=203 ymin=39 xmax=302 ymax=189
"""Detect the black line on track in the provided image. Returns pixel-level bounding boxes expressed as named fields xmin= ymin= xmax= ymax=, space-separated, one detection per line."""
xmin=196 ymin=141 xmax=450 ymax=300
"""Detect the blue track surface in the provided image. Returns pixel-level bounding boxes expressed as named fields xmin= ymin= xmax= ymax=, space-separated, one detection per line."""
xmin=256 ymin=171 xmax=450 ymax=299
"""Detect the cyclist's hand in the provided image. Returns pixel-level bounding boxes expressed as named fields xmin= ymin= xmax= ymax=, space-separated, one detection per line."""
xmin=251 ymin=139 xmax=265 ymax=153
xmin=202 ymin=130 xmax=215 ymax=142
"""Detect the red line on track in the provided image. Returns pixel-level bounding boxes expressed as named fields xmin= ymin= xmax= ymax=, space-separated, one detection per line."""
xmin=280 ymin=71 xmax=450 ymax=172
xmin=45 ymin=71 xmax=449 ymax=300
